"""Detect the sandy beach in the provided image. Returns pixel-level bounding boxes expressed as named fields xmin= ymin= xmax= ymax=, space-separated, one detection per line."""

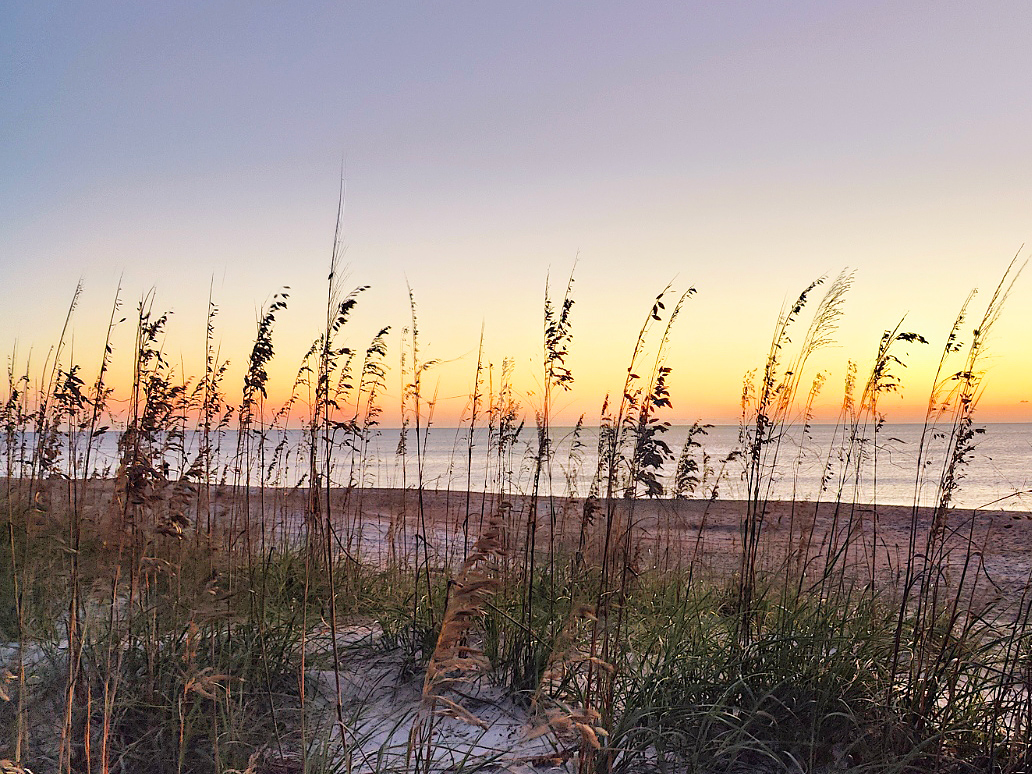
xmin=30 ymin=477 xmax=1032 ymax=604
xmin=8 ymin=479 xmax=1032 ymax=772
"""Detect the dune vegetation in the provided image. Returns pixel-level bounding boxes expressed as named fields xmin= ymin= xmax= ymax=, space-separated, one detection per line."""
xmin=2 ymin=231 xmax=1030 ymax=774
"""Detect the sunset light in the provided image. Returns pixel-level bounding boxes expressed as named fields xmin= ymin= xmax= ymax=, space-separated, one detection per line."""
xmin=3 ymin=4 xmax=1032 ymax=772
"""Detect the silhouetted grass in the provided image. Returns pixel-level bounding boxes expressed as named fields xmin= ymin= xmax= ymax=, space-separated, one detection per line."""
xmin=1 ymin=246 xmax=1030 ymax=774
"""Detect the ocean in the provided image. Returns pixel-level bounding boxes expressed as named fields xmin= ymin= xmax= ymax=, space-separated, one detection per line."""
xmin=22 ymin=422 xmax=1032 ymax=512
xmin=360 ymin=422 xmax=1032 ymax=511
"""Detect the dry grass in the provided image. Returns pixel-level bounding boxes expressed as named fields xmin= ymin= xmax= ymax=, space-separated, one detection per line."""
xmin=1 ymin=251 xmax=1030 ymax=774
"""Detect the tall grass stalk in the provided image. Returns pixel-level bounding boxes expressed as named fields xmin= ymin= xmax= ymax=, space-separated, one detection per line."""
xmin=517 ymin=269 xmax=575 ymax=691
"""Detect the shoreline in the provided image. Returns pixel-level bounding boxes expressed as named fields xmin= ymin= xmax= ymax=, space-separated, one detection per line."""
xmin=12 ymin=478 xmax=1032 ymax=603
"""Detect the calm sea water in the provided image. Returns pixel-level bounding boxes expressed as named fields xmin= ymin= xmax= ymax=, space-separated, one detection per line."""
xmin=29 ymin=422 xmax=1032 ymax=511
xmin=359 ymin=423 xmax=1032 ymax=511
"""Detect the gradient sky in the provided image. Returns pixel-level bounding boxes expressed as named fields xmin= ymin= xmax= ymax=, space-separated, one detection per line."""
xmin=2 ymin=1 xmax=1031 ymax=425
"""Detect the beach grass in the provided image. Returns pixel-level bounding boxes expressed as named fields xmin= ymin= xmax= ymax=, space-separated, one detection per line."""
xmin=1 ymin=250 xmax=1030 ymax=774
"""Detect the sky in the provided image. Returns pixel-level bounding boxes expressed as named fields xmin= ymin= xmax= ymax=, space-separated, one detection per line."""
xmin=2 ymin=1 xmax=1031 ymax=426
